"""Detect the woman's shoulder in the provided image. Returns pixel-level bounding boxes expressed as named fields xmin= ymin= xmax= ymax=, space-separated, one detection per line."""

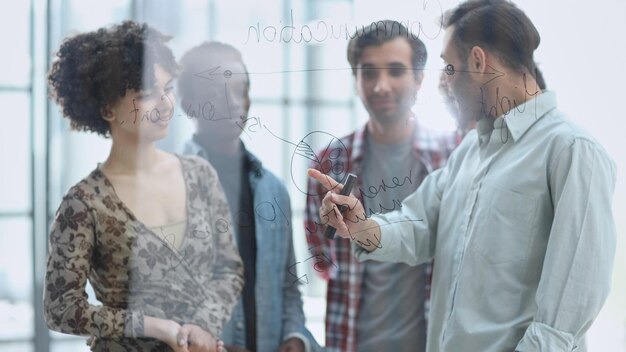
xmin=63 ymin=167 xmax=110 ymax=203
xmin=53 ymin=167 xmax=113 ymax=217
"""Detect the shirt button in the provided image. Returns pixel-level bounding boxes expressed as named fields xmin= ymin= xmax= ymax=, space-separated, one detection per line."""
xmin=236 ymin=321 xmax=244 ymax=330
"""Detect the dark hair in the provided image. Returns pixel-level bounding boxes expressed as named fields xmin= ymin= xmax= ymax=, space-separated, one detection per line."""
xmin=347 ymin=20 xmax=427 ymax=79
xmin=48 ymin=21 xmax=179 ymax=137
xmin=444 ymin=0 xmax=546 ymax=89
xmin=177 ymin=41 xmax=249 ymax=112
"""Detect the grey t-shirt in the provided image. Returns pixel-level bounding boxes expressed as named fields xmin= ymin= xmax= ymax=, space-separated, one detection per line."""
xmin=356 ymin=134 xmax=427 ymax=352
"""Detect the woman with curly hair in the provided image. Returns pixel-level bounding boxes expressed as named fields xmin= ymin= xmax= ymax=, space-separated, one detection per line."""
xmin=43 ymin=21 xmax=243 ymax=352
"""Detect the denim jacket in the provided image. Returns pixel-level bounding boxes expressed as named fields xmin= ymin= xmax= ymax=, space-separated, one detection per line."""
xmin=183 ymin=139 xmax=322 ymax=352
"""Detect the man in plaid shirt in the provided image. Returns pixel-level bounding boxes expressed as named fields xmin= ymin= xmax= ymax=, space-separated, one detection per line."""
xmin=304 ymin=20 xmax=459 ymax=352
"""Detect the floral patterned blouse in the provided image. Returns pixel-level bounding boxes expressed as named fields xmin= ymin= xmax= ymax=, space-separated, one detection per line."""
xmin=43 ymin=155 xmax=244 ymax=351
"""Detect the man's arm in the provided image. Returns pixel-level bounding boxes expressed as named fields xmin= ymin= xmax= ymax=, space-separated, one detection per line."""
xmin=308 ymin=164 xmax=448 ymax=266
xmin=515 ymin=139 xmax=617 ymax=351
xmin=353 ymin=165 xmax=448 ymax=265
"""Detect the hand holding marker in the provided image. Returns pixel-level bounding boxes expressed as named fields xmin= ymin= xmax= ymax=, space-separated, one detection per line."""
xmin=323 ymin=173 xmax=357 ymax=239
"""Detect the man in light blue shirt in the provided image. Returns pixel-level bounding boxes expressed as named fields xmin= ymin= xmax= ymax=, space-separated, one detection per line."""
xmin=308 ymin=1 xmax=617 ymax=351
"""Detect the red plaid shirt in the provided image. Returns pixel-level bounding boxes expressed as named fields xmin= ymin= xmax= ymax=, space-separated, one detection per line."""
xmin=304 ymin=119 xmax=459 ymax=352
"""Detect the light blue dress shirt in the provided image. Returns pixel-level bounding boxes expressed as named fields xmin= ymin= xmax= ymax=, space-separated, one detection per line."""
xmin=355 ymin=91 xmax=617 ymax=352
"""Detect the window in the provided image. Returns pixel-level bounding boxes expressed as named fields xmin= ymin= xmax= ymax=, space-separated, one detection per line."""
xmin=3 ymin=0 xmax=624 ymax=351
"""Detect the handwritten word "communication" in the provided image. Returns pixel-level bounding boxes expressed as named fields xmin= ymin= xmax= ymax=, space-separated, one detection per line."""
xmin=245 ymin=3 xmax=443 ymax=44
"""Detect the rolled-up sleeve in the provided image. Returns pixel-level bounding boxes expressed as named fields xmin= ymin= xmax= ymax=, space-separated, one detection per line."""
xmin=516 ymin=139 xmax=617 ymax=351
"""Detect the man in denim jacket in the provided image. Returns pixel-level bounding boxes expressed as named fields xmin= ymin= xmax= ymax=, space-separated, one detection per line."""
xmin=180 ymin=42 xmax=321 ymax=352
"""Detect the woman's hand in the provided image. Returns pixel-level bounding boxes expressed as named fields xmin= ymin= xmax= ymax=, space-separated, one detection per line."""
xmin=278 ymin=337 xmax=305 ymax=352
xmin=177 ymin=323 xmax=222 ymax=352
xmin=144 ymin=316 xmax=189 ymax=352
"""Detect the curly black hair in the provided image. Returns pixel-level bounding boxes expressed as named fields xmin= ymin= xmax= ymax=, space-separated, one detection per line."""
xmin=48 ymin=21 xmax=179 ymax=137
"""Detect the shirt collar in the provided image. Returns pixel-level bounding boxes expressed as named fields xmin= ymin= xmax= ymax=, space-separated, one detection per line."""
xmin=352 ymin=117 xmax=441 ymax=165
xmin=477 ymin=90 xmax=558 ymax=145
